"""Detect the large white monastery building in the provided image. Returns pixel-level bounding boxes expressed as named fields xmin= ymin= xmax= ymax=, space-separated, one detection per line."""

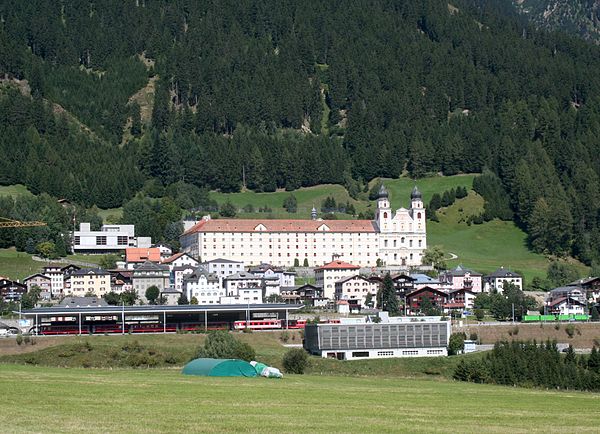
xmin=180 ymin=185 xmax=427 ymax=268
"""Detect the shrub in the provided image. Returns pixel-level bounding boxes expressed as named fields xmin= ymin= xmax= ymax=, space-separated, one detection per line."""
xmin=508 ymin=326 xmax=519 ymax=336
xmin=23 ymin=334 xmax=31 ymax=344
xmin=15 ymin=334 xmax=23 ymax=346
xmin=280 ymin=331 xmax=290 ymax=343
xmin=197 ymin=331 xmax=256 ymax=361
xmin=474 ymin=309 xmax=485 ymax=321
xmin=565 ymin=324 xmax=575 ymax=338
xmin=448 ymin=332 xmax=466 ymax=355
xmin=282 ymin=348 xmax=309 ymax=374
xmin=469 ymin=332 xmax=478 ymax=341
xmin=242 ymin=327 xmax=253 ymax=334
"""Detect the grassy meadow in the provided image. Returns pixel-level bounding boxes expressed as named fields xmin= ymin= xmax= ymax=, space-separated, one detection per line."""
xmin=0 ymin=363 xmax=599 ymax=433
xmin=0 ymin=248 xmax=111 ymax=281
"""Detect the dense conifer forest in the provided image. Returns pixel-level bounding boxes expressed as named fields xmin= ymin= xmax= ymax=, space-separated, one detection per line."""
xmin=0 ymin=0 xmax=600 ymax=263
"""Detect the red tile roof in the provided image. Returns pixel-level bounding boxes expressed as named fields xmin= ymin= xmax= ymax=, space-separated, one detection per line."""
xmin=161 ymin=252 xmax=185 ymax=264
xmin=183 ymin=218 xmax=376 ymax=235
xmin=315 ymin=260 xmax=360 ymax=271
xmin=126 ymin=248 xmax=161 ymax=263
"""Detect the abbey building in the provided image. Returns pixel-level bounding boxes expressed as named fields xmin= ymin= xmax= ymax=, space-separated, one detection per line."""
xmin=180 ymin=185 xmax=427 ymax=268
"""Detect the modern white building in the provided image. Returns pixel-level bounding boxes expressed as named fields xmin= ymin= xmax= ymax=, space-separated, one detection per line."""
xmin=72 ymin=223 xmax=152 ymax=253
xmin=223 ymin=272 xmax=265 ymax=304
xmin=304 ymin=316 xmax=450 ymax=360
xmin=180 ymin=185 xmax=427 ymax=268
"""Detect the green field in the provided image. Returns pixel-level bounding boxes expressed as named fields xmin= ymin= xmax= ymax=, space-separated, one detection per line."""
xmin=0 ymin=363 xmax=598 ymax=433
xmin=208 ymin=175 xmax=476 ymax=219
xmin=427 ymin=193 xmax=588 ymax=282
xmin=0 ymin=248 xmax=113 ymax=281
xmin=0 ymin=184 xmax=34 ymax=198
xmin=0 ymin=248 xmax=39 ymax=280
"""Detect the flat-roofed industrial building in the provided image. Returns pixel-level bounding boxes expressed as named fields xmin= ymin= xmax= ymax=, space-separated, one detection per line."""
xmin=303 ymin=317 xmax=450 ymax=360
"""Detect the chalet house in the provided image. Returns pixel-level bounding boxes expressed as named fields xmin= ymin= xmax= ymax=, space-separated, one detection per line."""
xmin=405 ymin=286 xmax=449 ymax=315
xmin=546 ymin=297 xmax=586 ymax=316
xmin=567 ymin=277 xmax=600 ymax=303
xmin=483 ymin=267 xmax=523 ymax=293
xmin=547 ymin=286 xmax=587 ymax=305
xmin=23 ymin=273 xmax=52 ymax=299
xmin=439 ymin=265 xmax=482 ymax=293
xmin=445 ymin=288 xmax=477 ymax=311
xmin=0 ymin=280 xmax=27 ymax=302
xmin=281 ymin=284 xmax=326 ymax=307
xmin=335 ymin=275 xmax=379 ymax=309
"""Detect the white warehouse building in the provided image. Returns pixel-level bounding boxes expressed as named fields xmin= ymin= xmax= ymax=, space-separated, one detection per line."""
xmin=180 ymin=185 xmax=426 ymax=268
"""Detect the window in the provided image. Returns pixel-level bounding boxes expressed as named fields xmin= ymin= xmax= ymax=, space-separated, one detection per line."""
xmin=74 ymin=236 xmax=80 ymax=245
xmin=352 ymin=351 xmax=369 ymax=358
xmin=409 ymin=240 xmax=413 ymax=247
xmin=96 ymin=236 xmax=107 ymax=246
xmin=418 ymin=240 xmax=422 ymax=247
xmin=384 ymin=240 xmax=388 ymax=247
xmin=117 ymin=236 xmax=128 ymax=245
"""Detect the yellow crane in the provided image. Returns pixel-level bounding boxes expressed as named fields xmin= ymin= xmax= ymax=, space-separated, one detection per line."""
xmin=0 ymin=217 xmax=47 ymax=228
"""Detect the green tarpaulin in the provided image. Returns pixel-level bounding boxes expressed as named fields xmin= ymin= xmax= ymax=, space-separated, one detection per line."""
xmin=182 ymin=358 xmax=257 ymax=377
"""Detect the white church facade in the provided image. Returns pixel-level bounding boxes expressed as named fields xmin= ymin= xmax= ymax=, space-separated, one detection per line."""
xmin=180 ymin=185 xmax=427 ymax=268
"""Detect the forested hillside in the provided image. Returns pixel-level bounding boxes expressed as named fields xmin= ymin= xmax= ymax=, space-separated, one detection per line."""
xmin=1 ymin=0 xmax=600 ymax=264
xmin=512 ymin=0 xmax=600 ymax=44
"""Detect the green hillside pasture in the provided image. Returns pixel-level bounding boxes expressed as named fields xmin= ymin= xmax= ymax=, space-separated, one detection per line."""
xmin=374 ymin=174 xmax=476 ymax=210
xmin=428 ymin=193 xmax=551 ymax=282
xmin=0 ymin=248 xmax=114 ymax=281
xmin=210 ymin=184 xmax=360 ymax=218
xmin=0 ymin=364 xmax=598 ymax=433
xmin=0 ymin=248 xmax=39 ymax=281
xmin=209 ymin=175 xmax=477 ymax=219
xmin=0 ymin=184 xmax=34 ymax=198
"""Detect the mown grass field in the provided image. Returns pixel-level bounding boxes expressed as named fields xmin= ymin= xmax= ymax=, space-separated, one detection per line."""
xmin=0 ymin=363 xmax=599 ymax=433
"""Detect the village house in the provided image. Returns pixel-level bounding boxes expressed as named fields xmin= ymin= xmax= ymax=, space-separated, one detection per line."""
xmin=132 ymin=261 xmax=170 ymax=303
xmin=335 ymin=275 xmax=379 ymax=309
xmin=439 ymin=265 xmax=482 ymax=293
xmin=483 ymin=267 xmax=523 ymax=292
xmin=315 ymin=259 xmax=361 ymax=300
xmin=405 ymin=286 xmax=449 ymax=315
xmin=64 ymin=269 xmax=111 ymax=297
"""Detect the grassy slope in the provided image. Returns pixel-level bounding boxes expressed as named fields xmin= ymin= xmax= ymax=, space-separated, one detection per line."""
xmin=428 ymin=192 xmax=551 ymax=282
xmin=0 ymin=248 xmax=40 ymax=280
xmin=0 ymin=363 xmax=598 ymax=433
xmin=428 ymin=193 xmax=588 ymax=282
xmin=0 ymin=248 xmax=110 ymax=281
xmin=0 ymin=184 xmax=33 ymax=197
xmin=209 ymin=175 xmax=476 ymax=219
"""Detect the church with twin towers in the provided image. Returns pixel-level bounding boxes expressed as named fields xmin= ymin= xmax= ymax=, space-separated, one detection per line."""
xmin=181 ymin=184 xmax=427 ymax=268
